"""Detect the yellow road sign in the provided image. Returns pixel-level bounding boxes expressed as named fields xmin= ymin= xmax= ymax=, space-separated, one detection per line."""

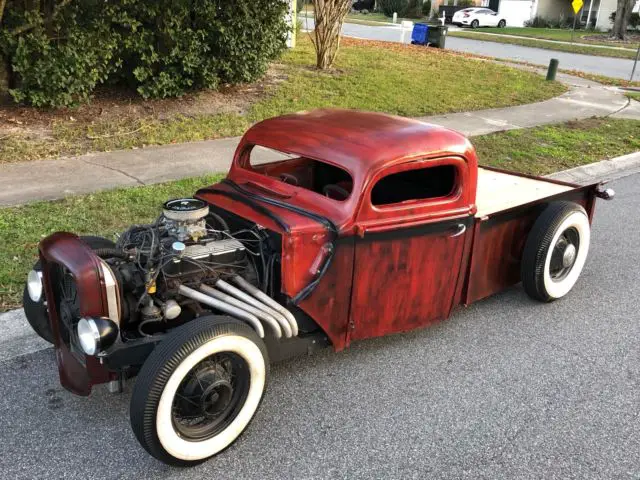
xmin=572 ymin=0 xmax=584 ymax=14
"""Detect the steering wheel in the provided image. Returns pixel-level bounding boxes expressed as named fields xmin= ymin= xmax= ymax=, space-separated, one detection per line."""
xmin=323 ymin=184 xmax=350 ymax=200
xmin=279 ymin=173 xmax=299 ymax=186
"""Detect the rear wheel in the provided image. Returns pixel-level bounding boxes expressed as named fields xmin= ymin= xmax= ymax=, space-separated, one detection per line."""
xmin=498 ymin=19 xmax=506 ymax=28
xmin=23 ymin=235 xmax=116 ymax=344
xmin=471 ymin=19 xmax=479 ymax=28
xmin=521 ymin=202 xmax=590 ymax=302
xmin=130 ymin=316 xmax=269 ymax=466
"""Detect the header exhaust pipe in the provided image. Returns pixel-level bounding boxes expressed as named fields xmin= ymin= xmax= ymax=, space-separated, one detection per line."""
xmin=231 ymin=276 xmax=299 ymax=337
xmin=199 ymin=284 xmax=282 ymax=339
xmin=178 ymin=285 xmax=265 ymax=338
xmin=216 ymin=279 xmax=293 ymax=338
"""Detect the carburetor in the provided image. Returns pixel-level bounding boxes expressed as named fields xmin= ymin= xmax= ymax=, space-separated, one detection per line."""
xmin=162 ymin=198 xmax=209 ymax=242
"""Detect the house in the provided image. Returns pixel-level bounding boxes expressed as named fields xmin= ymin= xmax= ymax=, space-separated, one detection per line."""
xmin=533 ymin=0 xmax=640 ymax=31
xmin=431 ymin=0 xmax=639 ymax=30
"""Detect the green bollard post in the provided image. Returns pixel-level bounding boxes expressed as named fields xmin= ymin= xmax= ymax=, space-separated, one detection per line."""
xmin=546 ymin=58 xmax=559 ymax=81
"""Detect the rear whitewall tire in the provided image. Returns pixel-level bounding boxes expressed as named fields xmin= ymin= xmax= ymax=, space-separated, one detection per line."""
xmin=130 ymin=317 xmax=269 ymax=466
xmin=521 ymin=202 xmax=591 ymax=302
xmin=541 ymin=211 xmax=590 ymax=299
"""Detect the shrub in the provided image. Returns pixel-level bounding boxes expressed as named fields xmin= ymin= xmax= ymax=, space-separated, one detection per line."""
xmin=378 ymin=0 xmax=408 ymax=17
xmin=525 ymin=14 xmax=573 ymax=29
xmin=611 ymin=12 xmax=640 ymax=29
xmin=0 ymin=0 xmax=288 ymax=107
xmin=457 ymin=0 xmax=475 ymax=7
xmin=353 ymin=0 xmax=376 ymax=11
xmin=403 ymin=0 xmax=423 ymax=19
xmin=422 ymin=0 xmax=432 ymax=17
xmin=0 ymin=1 xmax=118 ymax=107
xmin=114 ymin=0 xmax=288 ymax=99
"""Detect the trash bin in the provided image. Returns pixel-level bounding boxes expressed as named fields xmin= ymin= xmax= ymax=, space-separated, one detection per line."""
xmin=411 ymin=23 xmax=429 ymax=46
xmin=427 ymin=24 xmax=448 ymax=48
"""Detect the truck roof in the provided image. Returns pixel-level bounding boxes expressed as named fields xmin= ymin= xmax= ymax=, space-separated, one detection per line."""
xmin=239 ymin=109 xmax=477 ymax=177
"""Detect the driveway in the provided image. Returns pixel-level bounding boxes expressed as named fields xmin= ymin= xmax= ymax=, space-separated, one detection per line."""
xmin=0 ymin=172 xmax=638 ymax=479
xmin=301 ymin=18 xmax=639 ymax=80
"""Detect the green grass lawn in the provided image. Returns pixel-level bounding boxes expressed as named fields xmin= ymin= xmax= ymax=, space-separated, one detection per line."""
xmin=0 ymin=36 xmax=566 ymax=164
xmin=449 ymin=30 xmax=638 ymax=59
xmin=472 ymin=117 xmax=640 ymax=175
xmin=625 ymin=91 xmax=640 ymax=101
xmin=1 ymin=116 xmax=638 ymax=311
xmin=470 ymin=27 xmax=639 ymax=48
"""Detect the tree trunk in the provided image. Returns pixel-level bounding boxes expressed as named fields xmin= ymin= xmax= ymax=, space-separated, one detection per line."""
xmin=611 ymin=0 xmax=633 ymax=40
xmin=311 ymin=0 xmax=351 ymax=70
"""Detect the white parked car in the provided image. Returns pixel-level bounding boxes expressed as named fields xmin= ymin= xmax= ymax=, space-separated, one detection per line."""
xmin=452 ymin=8 xmax=506 ymax=28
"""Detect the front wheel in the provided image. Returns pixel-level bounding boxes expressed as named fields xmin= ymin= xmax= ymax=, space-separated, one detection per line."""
xmin=471 ymin=19 xmax=479 ymax=28
xmin=130 ymin=316 xmax=269 ymax=466
xmin=498 ymin=19 xmax=506 ymax=28
xmin=521 ymin=202 xmax=590 ymax=302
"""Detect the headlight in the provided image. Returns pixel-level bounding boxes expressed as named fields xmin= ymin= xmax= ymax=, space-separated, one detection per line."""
xmin=77 ymin=317 xmax=118 ymax=356
xmin=27 ymin=270 xmax=43 ymax=303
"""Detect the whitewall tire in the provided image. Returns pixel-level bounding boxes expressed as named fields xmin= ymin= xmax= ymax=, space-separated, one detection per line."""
xmin=521 ymin=202 xmax=590 ymax=302
xmin=130 ymin=316 xmax=269 ymax=466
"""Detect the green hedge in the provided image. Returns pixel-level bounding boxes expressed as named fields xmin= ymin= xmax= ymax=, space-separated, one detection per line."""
xmin=0 ymin=0 xmax=288 ymax=107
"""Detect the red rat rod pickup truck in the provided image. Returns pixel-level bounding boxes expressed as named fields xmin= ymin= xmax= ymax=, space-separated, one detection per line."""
xmin=23 ymin=109 xmax=614 ymax=466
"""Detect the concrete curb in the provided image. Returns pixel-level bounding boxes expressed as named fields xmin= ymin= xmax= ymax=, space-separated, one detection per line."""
xmin=2 ymin=151 xmax=639 ymax=361
xmin=546 ymin=151 xmax=640 ymax=185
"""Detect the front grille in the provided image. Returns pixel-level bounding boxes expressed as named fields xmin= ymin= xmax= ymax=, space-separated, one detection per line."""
xmin=49 ymin=263 xmax=85 ymax=363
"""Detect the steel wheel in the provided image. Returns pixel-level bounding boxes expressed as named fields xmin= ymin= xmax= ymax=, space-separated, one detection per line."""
xmin=548 ymin=227 xmax=580 ymax=282
xmin=171 ymin=353 xmax=250 ymax=441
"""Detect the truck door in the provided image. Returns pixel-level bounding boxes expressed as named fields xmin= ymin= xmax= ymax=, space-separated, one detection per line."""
xmin=348 ymin=157 xmax=474 ymax=342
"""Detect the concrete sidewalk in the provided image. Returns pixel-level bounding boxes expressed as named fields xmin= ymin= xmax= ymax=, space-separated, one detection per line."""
xmin=0 ymin=72 xmax=635 ymax=207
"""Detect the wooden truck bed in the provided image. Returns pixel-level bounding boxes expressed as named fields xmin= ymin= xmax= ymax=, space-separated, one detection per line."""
xmin=475 ymin=167 xmax=574 ymax=218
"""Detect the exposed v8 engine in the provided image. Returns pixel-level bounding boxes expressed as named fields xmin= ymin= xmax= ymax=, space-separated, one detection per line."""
xmin=95 ymin=197 xmax=296 ymax=343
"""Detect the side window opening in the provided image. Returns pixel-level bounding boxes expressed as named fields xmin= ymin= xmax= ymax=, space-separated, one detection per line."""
xmin=371 ymin=165 xmax=457 ymax=206
xmin=247 ymin=145 xmax=353 ymax=201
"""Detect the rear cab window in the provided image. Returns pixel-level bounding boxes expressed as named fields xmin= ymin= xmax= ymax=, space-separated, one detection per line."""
xmin=371 ymin=165 xmax=457 ymax=207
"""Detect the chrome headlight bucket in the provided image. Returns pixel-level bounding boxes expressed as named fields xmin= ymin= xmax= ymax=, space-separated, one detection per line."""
xmin=77 ymin=317 xmax=118 ymax=356
xmin=27 ymin=269 xmax=44 ymax=303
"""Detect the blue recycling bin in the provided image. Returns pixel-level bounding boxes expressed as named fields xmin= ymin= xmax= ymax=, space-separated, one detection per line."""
xmin=411 ymin=23 xmax=429 ymax=45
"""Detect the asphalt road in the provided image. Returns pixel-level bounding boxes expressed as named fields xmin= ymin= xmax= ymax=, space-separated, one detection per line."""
xmin=1 ymin=173 xmax=639 ymax=479
xmin=300 ymin=18 xmax=639 ymax=80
